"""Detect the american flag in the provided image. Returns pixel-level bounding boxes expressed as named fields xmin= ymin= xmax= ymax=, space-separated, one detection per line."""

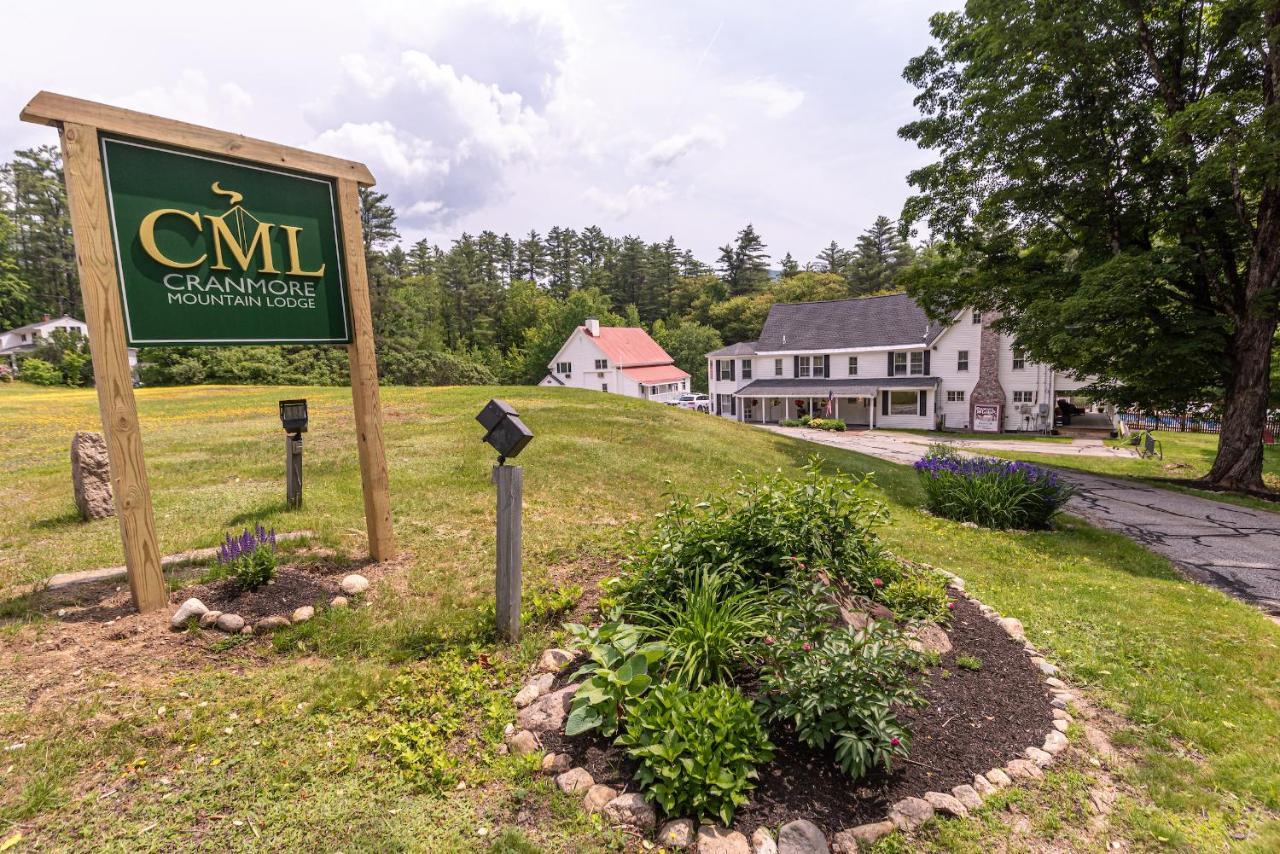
xmin=824 ymin=390 xmax=834 ymax=416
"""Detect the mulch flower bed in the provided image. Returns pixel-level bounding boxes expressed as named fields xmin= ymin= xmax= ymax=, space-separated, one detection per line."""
xmin=178 ymin=565 xmax=344 ymax=622
xmin=538 ymin=592 xmax=1053 ymax=838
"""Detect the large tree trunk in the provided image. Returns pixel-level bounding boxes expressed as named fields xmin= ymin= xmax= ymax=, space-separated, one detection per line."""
xmin=1207 ymin=312 xmax=1276 ymax=490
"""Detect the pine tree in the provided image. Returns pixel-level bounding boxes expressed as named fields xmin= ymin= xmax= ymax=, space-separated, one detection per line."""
xmin=816 ymin=241 xmax=847 ymax=277
xmin=515 ymin=230 xmax=546 ymax=283
xmin=846 ymin=216 xmax=913 ymax=296
xmin=358 ymin=188 xmax=400 ymax=254
xmin=2 ymin=147 xmax=77 ymax=317
xmin=717 ymin=224 xmax=771 ymax=296
xmin=780 ymin=252 xmax=800 ymax=278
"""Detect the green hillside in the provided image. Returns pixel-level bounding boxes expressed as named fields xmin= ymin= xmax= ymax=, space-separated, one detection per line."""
xmin=0 ymin=384 xmax=1276 ymax=850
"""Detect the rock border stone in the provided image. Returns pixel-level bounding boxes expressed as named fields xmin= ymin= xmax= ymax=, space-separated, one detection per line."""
xmin=170 ymin=569 xmax=372 ymax=638
xmin=501 ymin=571 xmax=1078 ymax=850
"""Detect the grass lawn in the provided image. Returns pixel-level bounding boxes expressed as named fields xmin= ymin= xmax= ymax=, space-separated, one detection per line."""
xmin=983 ymin=431 xmax=1280 ymax=513
xmin=0 ymin=383 xmax=1277 ymax=851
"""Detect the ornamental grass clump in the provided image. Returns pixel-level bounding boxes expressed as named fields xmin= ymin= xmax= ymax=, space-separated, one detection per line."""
xmin=914 ymin=450 xmax=1074 ymax=529
xmin=215 ymin=524 xmax=278 ymax=591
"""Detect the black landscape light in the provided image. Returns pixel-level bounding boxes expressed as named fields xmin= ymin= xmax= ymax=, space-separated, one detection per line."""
xmin=279 ymin=398 xmax=309 ymax=435
xmin=476 ymin=398 xmax=533 ymax=463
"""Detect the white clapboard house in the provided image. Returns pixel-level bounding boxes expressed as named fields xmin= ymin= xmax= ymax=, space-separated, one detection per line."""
xmin=706 ymin=294 xmax=1099 ymax=433
xmin=540 ymin=318 xmax=690 ymax=402
xmin=1 ymin=314 xmax=140 ymax=375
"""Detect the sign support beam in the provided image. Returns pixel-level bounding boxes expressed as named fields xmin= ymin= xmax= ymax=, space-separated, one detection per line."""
xmin=59 ymin=122 xmax=167 ymax=611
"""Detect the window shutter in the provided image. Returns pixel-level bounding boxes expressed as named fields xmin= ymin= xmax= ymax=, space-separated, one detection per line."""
xmin=822 ymin=355 xmax=830 ymax=378
xmin=887 ymin=352 xmax=895 ymax=376
xmin=923 ymin=350 xmax=931 ymax=376
xmin=793 ymin=356 xmax=799 ymax=378
xmin=729 ymin=360 xmax=735 ymax=381
xmin=881 ymin=391 xmax=889 ymax=416
xmin=918 ymin=391 xmax=927 ymax=417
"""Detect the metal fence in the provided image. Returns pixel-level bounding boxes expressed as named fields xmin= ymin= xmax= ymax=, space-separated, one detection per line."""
xmin=1119 ymin=411 xmax=1280 ymax=441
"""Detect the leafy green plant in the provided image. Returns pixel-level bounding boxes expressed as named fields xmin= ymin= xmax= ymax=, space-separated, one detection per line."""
xmin=522 ymin=583 xmax=581 ymax=626
xmin=955 ymin=654 xmax=983 ymax=671
xmin=563 ymin=614 xmax=666 ymax=737
xmin=628 ymin=567 xmax=769 ymax=688
xmin=759 ymin=621 xmax=921 ymax=779
xmin=878 ymin=564 xmax=951 ymax=622
xmin=808 ymin=418 xmax=847 ymax=432
xmin=779 ymin=418 xmax=805 ymax=427
xmin=617 ymin=683 xmax=773 ymax=826
xmin=915 ymin=450 xmax=1074 ymax=529
xmin=213 ymin=525 xmax=278 ymax=591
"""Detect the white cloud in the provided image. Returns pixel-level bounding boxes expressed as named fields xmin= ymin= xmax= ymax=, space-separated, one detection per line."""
xmin=634 ymin=123 xmax=727 ymax=170
xmin=724 ymin=77 xmax=805 ymax=119
xmin=582 ymin=182 xmax=673 ymax=218
xmin=116 ymin=70 xmax=254 ymax=130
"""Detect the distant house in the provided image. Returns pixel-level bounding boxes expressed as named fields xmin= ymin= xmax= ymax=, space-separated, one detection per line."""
xmin=540 ymin=318 xmax=690 ymax=402
xmin=0 ymin=314 xmax=139 ymax=375
xmin=707 ymin=293 xmax=1095 ymax=433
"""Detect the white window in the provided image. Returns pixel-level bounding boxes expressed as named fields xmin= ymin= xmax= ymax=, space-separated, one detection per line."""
xmin=957 ymin=350 xmax=969 ymax=371
xmin=947 ymin=390 xmax=965 ymax=402
xmin=717 ymin=360 xmax=734 ymax=381
xmin=1012 ymin=347 xmax=1026 ymax=370
xmin=893 ymin=352 xmax=907 ymax=376
xmin=909 ymin=352 xmax=924 ymax=375
xmin=848 ymin=356 xmax=858 ymax=375
xmin=742 ymin=360 xmax=752 ymax=379
xmin=1013 ymin=390 xmax=1034 ymax=403
xmin=774 ymin=358 xmax=783 ymax=376
xmin=594 ymin=358 xmax=608 ymax=370
xmin=556 ymin=361 xmax=572 ymax=374
xmin=889 ymin=390 xmax=919 ymax=415
xmin=797 ymin=356 xmax=813 ymax=378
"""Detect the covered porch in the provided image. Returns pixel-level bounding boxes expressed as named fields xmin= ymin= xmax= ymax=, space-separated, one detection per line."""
xmin=729 ymin=377 xmax=940 ymax=428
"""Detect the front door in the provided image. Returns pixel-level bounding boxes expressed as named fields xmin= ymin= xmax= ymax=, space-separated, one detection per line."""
xmin=843 ymin=397 xmax=870 ymax=426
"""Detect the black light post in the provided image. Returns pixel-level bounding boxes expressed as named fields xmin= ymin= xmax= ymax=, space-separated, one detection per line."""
xmin=279 ymin=399 xmax=308 ymax=509
xmin=476 ymin=399 xmax=534 ymax=641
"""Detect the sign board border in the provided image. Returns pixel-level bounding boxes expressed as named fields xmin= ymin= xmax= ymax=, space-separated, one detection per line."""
xmin=99 ymin=135 xmax=354 ymax=346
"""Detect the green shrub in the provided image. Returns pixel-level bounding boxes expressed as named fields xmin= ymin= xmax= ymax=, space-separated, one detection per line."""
xmin=779 ymin=418 xmax=804 ymax=427
xmin=17 ymin=357 xmax=62 ymax=386
xmin=628 ymin=568 xmax=769 ymax=688
xmin=759 ymin=621 xmax=921 ymax=779
xmin=563 ymin=614 xmax=666 ymax=737
xmin=956 ymin=654 xmax=983 ymax=671
xmin=807 ymin=418 xmax=847 ymax=432
xmin=617 ymin=683 xmax=773 ymax=825
xmin=798 ymin=414 xmax=813 ymax=426
xmin=914 ymin=450 xmax=1074 ymax=529
xmin=611 ymin=460 xmax=894 ymax=608
xmin=878 ymin=563 xmax=951 ymax=622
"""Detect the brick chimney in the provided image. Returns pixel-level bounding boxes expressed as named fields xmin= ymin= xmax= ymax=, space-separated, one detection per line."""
xmin=969 ymin=311 xmax=1006 ymax=430
xmin=584 ymin=317 xmax=600 ymax=337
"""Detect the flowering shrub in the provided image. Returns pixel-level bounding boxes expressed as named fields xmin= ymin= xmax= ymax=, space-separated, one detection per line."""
xmin=913 ymin=450 xmax=1074 ymax=529
xmin=807 ymin=418 xmax=847 ymax=432
xmin=617 ymin=682 xmax=773 ymax=825
xmin=216 ymin=524 xmax=278 ymax=591
xmin=758 ymin=620 xmax=921 ymax=779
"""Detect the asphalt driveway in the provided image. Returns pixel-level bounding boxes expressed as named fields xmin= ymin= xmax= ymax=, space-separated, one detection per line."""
xmin=766 ymin=426 xmax=1280 ymax=616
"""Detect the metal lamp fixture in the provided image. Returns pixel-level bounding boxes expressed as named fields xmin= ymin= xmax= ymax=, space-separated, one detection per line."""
xmin=476 ymin=398 xmax=534 ymax=463
xmin=278 ymin=398 xmax=308 ymax=509
xmin=279 ymin=398 xmax=309 ymax=435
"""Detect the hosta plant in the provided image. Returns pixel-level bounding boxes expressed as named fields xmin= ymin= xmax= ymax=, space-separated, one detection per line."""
xmin=563 ymin=613 xmax=666 ymax=737
xmin=617 ymin=682 xmax=774 ymax=826
xmin=759 ymin=621 xmax=922 ymax=779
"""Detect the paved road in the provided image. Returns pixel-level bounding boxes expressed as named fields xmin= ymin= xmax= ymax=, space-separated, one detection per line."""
xmin=765 ymin=426 xmax=1280 ymax=616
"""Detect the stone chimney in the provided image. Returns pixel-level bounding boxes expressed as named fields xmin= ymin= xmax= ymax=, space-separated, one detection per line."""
xmin=584 ymin=317 xmax=600 ymax=337
xmin=969 ymin=311 xmax=1006 ymax=429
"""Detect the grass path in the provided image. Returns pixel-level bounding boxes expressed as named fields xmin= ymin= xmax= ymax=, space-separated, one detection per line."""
xmin=0 ymin=384 xmax=1277 ymax=850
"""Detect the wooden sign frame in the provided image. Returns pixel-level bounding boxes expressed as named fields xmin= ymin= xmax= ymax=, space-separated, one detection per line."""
xmin=20 ymin=91 xmax=394 ymax=612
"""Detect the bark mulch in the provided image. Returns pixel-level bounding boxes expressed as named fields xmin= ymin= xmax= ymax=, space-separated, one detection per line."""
xmin=539 ymin=593 xmax=1053 ymax=838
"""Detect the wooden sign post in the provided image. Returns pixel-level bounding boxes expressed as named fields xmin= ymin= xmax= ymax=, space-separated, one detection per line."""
xmin=20 ymin=92 xmax=394 ymax=612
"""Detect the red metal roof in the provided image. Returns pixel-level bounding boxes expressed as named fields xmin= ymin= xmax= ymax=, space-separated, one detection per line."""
xmin=585 ymin=326 xmax=676 ymax=367
xmin=622 ymin=364 xmax=690 ymax=384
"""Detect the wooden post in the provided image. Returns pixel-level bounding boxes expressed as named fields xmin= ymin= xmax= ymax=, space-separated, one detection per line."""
xmin=59 ymin=122 xmax=167 ymax=612
xmin=493 ymin=464 xmax=523 ymax=642
xmin=336 ymin=178 xmax=394 ymax=561
xmin=285 ymin=434 xmax=303 ymax=509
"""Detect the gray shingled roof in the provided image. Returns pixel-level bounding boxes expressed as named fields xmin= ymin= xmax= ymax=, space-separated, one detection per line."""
xmin=735 ymin=377 xmax=940 ymax=397
xmin=755 ymin=293 xmax=945 ymax=352
xmin=706 ymin=341 xmax=758 ymax=357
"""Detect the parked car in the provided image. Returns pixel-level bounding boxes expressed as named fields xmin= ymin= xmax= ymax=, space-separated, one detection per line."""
xmin=667 ymin=393 xmax=710 ymax=412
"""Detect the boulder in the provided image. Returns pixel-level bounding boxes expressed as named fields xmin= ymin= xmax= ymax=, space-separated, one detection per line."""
xmin=697 ymin=825 xmax=751 ymax=853
xmin=537 ymin=648 xmax=574 ymax=673
xmin=583 ymin=784 xmax=617 ymax=813
xmin=555 ymin=767 xmax=594 ymax=794
xmin=923 ymin=791 xmax=968 ymax=819
xmin=971 ymin=774 xmax=997 ymax=797
xmin=516 ymin=684 xmax=577 ymax=733
xmin=1043 ymin=730 xmax=1069 ymax=755
xmin=984 ymin=768 xmax=1012 ymax=787
xmin=889 ymin=796 xmax=934 ymax=832
xmin=541 ymin=752 xmax=571 ymax=774
xmin=1045 ymin=677 xmax=1067 ymax=690
xmin=71 ymin=431 xmax=114 ymax=520
xmin=1032 ymin=657 xmax=1058 ymax=676
xmin=215 ymin=613 xmax=245 ymax=633
xmin=907 ymin=623 xmax=952 ymax=656
xmin=198 ymin=610 xmax=223 ymax=629
xmin=778 ymin=818 xmax=828 ymax=853
xmin=998 ymin=617 xmax=1025 ymax=640
xmin=291 ymin=605 xmax=315 ymax=624
xmin=339 ymin=574 xmax=369 ymax=595
xmin=514 ymin=673 xmax=555 ymax=708
xmin=170 ymin=598 xmax=208 ymax=630
xmin=509 ymin=729 xmax=539 ymax=755
xmin=602 ymin=792 xmax=656 ymax=832
xmin=1005 ymin=758 xmax=1043 ymax=780
xmin=659 ymin=818 xmax=696 ymax=848
xmin=752 ymin=826 xmax=778 ymax=854
xmin=1052 ymin=708 xmax=1072 ymax=722
xmin=1053 ymin=719 xmax=1069 ymax=733
xmin=253 ymin=615 xmax=291 ymax=634
xmin=832 ymin=822 xmax=894 ymax=853
xmin=1025 ymin=746 xmax=1054 ymax=767
xmin=951 ymin=784 xmax=983 ymax=811
xmin=330 ymin=596 xmax=349 ymax=608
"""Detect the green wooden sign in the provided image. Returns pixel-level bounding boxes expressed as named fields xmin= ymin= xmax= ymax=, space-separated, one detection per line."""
xmin=100 ymin=136 xmax=351 ymax=345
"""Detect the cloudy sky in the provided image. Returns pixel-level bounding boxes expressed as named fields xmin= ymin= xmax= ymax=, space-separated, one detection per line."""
xmin=2 ymin=0 xmax=959 ymax=264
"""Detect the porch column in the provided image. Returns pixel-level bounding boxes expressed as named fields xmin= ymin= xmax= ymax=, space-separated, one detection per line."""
xmin=785 ymin=399 xmax=791 ymax=421
xmin=869 ymin=393 xmax=876 ymax=429
xmin=759 ymin=398 xmax=765 ymax=423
